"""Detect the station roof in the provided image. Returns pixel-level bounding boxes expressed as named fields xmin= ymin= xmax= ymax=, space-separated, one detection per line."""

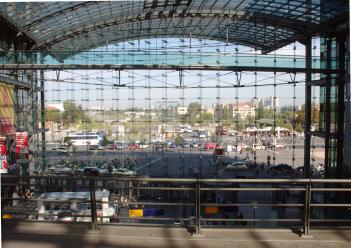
xmin=0 ymin=0 xmax=348 ymax=59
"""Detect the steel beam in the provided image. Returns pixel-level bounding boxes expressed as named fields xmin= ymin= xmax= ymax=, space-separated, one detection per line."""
xmin=325 ymin=38 xmax=332 ymax=178
xmin=304 ymin=37 xmax=312 ymax=178
xmin=0 ymin=75 xmax=31 ymax=88
xmin=336 ymin=35 xmax=346 ymax=178
xmin=0 ymin=64 xmax=337 ymax=74
xmin=40 ymin=55 xmax=46 ymax=171
xmin=33 ymin=9 xmax=335 ymax=50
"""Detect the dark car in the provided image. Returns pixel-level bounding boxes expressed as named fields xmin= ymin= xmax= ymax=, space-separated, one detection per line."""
xmin=88 ymin=145 xmax=98 ymax=150
xmin=181 ymin=142 xmax=190 ymax=148
xmin=169 ymin=143 xmax=177 ymax=148
xmin=84 ymin=167 xmax=100 ymax=176
xmin=107 ymin=144 xmax=117 ymax=150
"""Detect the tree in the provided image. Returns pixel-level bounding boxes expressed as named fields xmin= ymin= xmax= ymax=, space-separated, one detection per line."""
xmin=295 ymin=123 xmax=303 ymax=132
xmin=175 ymin=134 xmax=183 ymax=145
xmin=257 ymin=100 xmax=265 ymax=119
xmin=222 ymin=107 xmax=231 ymax=121
xmin=187 ymin=102 xmax=202 ymax=118
xmin=296 ymin=105 xmax=305 ymax=128
xmin=233 ymin=114 xmax=245 ymax=131
xmin=201 ymin=112 xmax=214 ymax=122
xmin=62 ymin=101 xmax=90 ymax=127
xmin=45 ymin=109 xmax=62 ymax=123
xmin=312 ymin=103 xmax=320 ymax=126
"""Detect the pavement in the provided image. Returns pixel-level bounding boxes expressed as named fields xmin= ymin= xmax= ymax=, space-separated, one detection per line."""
xmin=2 ymin=221 xmax=351 ymax=248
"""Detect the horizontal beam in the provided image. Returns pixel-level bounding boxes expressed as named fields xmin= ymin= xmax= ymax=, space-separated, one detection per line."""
xmin=3 ymin=175 xmax=351 ymax=183
xmin=0 ymin=64 xmax=337 ymax=73
xmin=0 ymin=75 xmax=31 ymax=88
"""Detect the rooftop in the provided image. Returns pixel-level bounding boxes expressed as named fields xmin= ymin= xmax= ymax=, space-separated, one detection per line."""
xmin=0 ymin=0 xmax=348 ymax=59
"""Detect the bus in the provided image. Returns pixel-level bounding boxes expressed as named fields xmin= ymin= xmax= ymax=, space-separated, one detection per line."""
xmin=65 ymin=132 xmax=101 ymax=146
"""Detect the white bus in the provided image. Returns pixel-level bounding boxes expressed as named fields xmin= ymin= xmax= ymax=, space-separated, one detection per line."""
xmin=66 ymin=132 xmax=100 ymax=146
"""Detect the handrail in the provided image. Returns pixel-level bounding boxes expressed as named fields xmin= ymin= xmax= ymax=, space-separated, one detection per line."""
xmin=2 ymin=175 xmax=351 ymax=236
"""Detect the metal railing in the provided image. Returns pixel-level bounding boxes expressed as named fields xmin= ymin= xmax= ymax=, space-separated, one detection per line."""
xmin=1 ymin=175 xmax=351 ymax=236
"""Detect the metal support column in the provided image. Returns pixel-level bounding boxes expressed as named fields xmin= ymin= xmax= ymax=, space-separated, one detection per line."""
xmin=336 ymin=35 xmax=346 ymax=178
xmin=89 ymin=179 xmax=98 ymax=230
xmin=195 ymin=177 xmax=201 ymax=235
xmin=27 ymin=53 xmax=38 ymax=175
xmin=304 ymin=37 xmax=312 ymax=178
xmin=302 ymin=182 xmax=312 ymax=236
xmin=325 ymin=38 xmax=332 ymax=178
xmin=40 ymin=55 xmax=46 ymax=171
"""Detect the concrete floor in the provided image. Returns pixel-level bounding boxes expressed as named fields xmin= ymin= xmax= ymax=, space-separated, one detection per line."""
xmin=2 ymin=221 xmax=351 ymax=248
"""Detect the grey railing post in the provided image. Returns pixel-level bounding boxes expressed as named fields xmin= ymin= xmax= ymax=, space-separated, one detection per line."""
xmin=303 ymin=182 xmax=311 ymax=236
xmin=195 ymin=177 xmax=201 ymax=235
xmin=89 ymin=178 xmax=98 ymax=230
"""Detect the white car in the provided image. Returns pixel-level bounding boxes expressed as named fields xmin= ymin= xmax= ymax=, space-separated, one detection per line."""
xmin=253 ymin=145 xmax=265 ymax=150
xmin=226 ymin=162 xmax=247 ymax=170
xmin=139 ymin=143 xmax=149 ymax=149
xmin=114 ymin=168 xmax=136 ymax=176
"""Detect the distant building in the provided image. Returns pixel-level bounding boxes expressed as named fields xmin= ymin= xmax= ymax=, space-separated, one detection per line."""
xmin=228 ymin=102 xmax=256 ymax=119
xmin=176 ymin=106 xmax=188 ymax=115
xmin=112 ymin=125 xmax=125 ymax=138
xmin=206 ymin=107 xmax=215 ymax=115
xmin=46 ymin=103 xmax=64 ymax=112
xmin=213 ymin=103 xmax=224 ymax=121
xmin=264 ymin=96 xmax=280 ymax=113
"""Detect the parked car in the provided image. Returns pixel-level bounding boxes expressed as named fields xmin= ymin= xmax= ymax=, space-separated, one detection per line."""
xmin=271 ymin=163 xmax=293 ymax=173
xmin=88 ymin=145 xmax=98 ymax=150
xmin=252 ymin=144 xmax=265 ymax=150
xmin=226 ymin=162 xmax=247 ymax=170
xmin=190 ymin=142 xmax=199 ymax=148
xmin=181 ymin=142 xmax=190 ymax=148
xmin=107 ymin=144 xmax=117 ymax=150
xmin=97 ymin=145 xmax=106 ymax=150
xmin=139 ymin=143 xmax=149 ymax=149
xmin=129 ymin=143 xmax=139 ymax=149
xmin=84 ymin=167 xmax=100 ymax=176
xmin=204 ymin=143 xmax=216 ymax=150
xmin=198 ymin=131 xmax=207 ymax=138
xmin=114 ymin=168 xmax=136 ymax=176
xmin=57 ymin=145 xmax=69 ymax=153
xmin=169 ymin=143 xmax=177 ymax=148
xmin=116 ymin=143 xmax=128 ymax=150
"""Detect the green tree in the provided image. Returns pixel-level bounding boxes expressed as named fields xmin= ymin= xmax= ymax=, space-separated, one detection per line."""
xmin=296 ymin=105 xmax=305 ymax=128
xmin=312 ymin=104 xmax=320 ymax=126
xmin=45 ymin=109 xmax=62 ymax=123
xmin=295 ymin=123 xmax=303 ymax=132
xmin=222 ymin=107 xmax=231 ymax=121
xmin=233 ymin=114 xmax=245 ymax=131
xmin=175 ymin=134 xmax=183 ymax=145
xmin=62 ymin=101 xmax=90 ymax=127
xmin=257 ymin=100 xmax=265 ymax=119
xmin=201 ymin=112 xmax=214 ymax=122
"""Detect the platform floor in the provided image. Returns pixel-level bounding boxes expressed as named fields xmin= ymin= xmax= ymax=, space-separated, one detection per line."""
xmin=2 ymin=222 xmax=351 ymax=248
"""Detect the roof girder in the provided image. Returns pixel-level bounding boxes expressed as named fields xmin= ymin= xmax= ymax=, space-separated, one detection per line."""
xmin=33 ymin=8 xmax=324 ymax=51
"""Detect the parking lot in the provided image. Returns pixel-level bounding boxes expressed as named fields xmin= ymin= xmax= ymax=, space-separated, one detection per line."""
xmin=42 ymin=133 xmax=325 ymax=179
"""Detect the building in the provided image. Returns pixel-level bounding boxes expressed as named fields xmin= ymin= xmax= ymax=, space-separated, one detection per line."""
xmin=112 ymin=125 xmax=125 ymax=138
xmin=176 ymin=106 xmax=188 ymax=116
xmin=46 ymin=103 xmax=64 ymax=112
xmin=228 ymin=102 xmax=256 ymax=119
xmin=264 ymin=97 xmax=280 ymax=113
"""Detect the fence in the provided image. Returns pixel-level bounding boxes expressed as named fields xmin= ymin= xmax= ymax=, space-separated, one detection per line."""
xmin=1 ymin=175 xmax=351 ymax=235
